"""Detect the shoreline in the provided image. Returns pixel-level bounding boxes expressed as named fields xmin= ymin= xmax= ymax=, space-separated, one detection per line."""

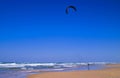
xmin=27 ymin=64 xmax=120 ymax=78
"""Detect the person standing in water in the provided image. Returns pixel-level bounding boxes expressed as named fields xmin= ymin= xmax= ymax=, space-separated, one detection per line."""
xmin=88 ymin=63 xmax=90 ymax=70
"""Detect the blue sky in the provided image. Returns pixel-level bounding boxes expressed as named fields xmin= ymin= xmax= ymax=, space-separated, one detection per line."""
xmin=0 ymin=0 xmax=120 ymax=63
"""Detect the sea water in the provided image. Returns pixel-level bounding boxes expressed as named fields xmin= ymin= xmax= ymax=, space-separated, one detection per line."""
xmin=0 ymin=62 xmax=108 ymax=78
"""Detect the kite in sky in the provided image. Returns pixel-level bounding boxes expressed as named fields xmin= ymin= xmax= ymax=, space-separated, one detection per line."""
xmin=65 ymin=5 xmax=77 ymax=14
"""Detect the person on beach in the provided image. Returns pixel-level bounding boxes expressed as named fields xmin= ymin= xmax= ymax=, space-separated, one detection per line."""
xmin=88 ymin=63 xmax=90 ymax=70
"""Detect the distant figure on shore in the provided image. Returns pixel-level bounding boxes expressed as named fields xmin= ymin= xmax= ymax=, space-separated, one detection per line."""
xmin=88 ymin=63 xmax=90 ymax=70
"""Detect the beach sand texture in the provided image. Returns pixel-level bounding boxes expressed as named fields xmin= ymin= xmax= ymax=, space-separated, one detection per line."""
xmin=28 ymin=64 xmax=120 ymax=78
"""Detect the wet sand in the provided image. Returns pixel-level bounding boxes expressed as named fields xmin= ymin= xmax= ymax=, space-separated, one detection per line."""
xmin=28 ymin=64 xmax=120 ymax=78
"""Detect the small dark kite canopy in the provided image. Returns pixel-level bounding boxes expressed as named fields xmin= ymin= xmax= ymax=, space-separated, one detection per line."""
xmin=65 ymin=5 xmax=77 ymax=14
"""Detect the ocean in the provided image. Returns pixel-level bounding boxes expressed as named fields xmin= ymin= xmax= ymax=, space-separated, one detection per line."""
xmin=0 ymin=62 xmax=110 ymax=78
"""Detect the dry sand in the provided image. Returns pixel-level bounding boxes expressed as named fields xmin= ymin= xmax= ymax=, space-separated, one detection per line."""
xmin=28 ymin=64 xmax=120 ymax=78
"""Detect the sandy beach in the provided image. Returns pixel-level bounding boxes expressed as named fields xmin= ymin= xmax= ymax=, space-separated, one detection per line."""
xmin=28 ymin=64 xmax=120 ymax=78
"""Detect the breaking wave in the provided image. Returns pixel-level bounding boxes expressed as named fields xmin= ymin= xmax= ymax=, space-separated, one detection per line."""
xmin=0 ymin=62 xmax=112 ymax=70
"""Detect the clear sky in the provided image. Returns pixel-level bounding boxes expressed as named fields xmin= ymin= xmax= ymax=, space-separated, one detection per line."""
xmin=0 ymin=0 xmax=120 ymax=63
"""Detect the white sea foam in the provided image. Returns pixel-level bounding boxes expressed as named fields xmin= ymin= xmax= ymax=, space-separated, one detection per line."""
xmin=0 ymin=63 xmax=56 ymax=68
xmin=0 ymin=63 xmax=24 ymax=68
xmin=0 ymin=62 xmax=114 ymax=69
